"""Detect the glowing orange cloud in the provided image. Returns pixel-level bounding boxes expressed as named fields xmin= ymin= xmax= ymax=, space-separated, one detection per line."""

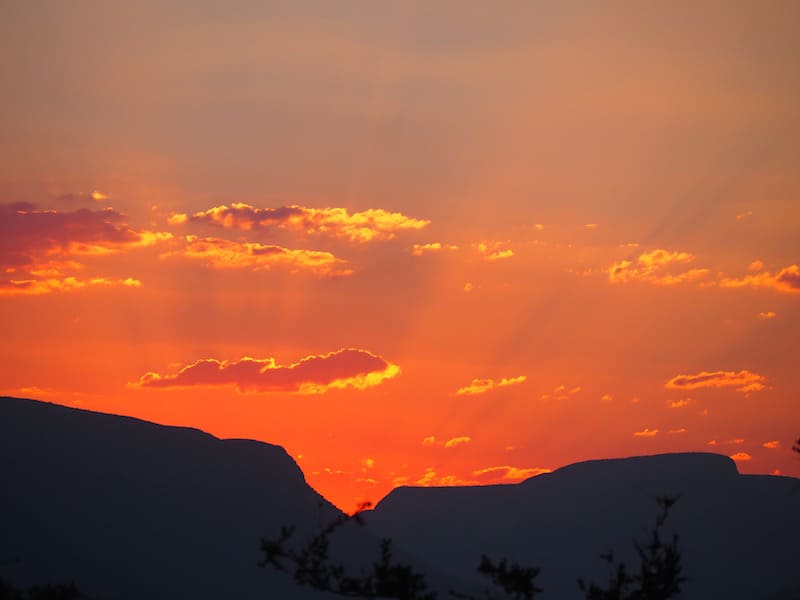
xmin=762 ymin=440 xmax=781 ymax=449
xmin=135 ymin=348 xmax=400 ymax=393
xmin=473 ymin=241 xmax=514 ymax=261
xmin=667 ymin=398 xmax=694 ymax=409
xmin=758 ymin=311 xmax=777 ymax=320
xmin=633 ymin=428 xmax=659 ymax=437
xmin=665 ymin=370 xmax=766 ymax=393
xmin=455 ymin=375 xmax=527 ymax=396
xmin=168 ymin=235 xmax=352 ymax=277
xmin=0 ymin=203 xmax=168 ymax=295
xmin=410 ymin=242 xmax=459 ymax=256
xmin=472 ymin=466 xmax=551 ymax=481
xmin=730 ymin=452 xmax=752 ymax=462
xmin=414 ymin=469 xmax=478 ymax=487
xmin=608 ymin=249 xmax=709 ymax=286
xmin=172 ymin=203 xmax=429 ymax=242
xmin=443 ymin=436 xmax=471 ymax=448
xmin=0 ymin=277 xmax=141 ymax=296
xmin=720 ymin=264 xmax=800 ymax=294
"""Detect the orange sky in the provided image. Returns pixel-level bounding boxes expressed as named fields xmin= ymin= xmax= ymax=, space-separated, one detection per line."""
xmin=2 ymin=1 xmax=799 ymax=512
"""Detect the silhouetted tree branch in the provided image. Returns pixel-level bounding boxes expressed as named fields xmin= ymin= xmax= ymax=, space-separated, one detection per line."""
xmin=262 ymin=497 xmax=684 ymax=600
xmin=577 ymin=495 xmax=684 ymax=600
xmin=259 ymin=501 xmax=435 ymax=599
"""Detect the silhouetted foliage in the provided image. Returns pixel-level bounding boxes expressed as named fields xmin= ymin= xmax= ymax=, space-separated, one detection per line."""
xmin=451 ymin=555 xmax=542 ymax=600
xmin=0 ymin=578 xmax=81 ymax=600
xmin=260 ymin=502 xmax=435 ymax=599
xmin=263 ymin=497 xmax=684 ymax=600
xmin=577 ymin=496 xmax=684 ymax=600
xmin=793 ymin=436 xmax=799 ymax=455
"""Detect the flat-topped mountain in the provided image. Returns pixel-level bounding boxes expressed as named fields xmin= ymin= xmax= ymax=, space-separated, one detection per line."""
xmin=367 ymin=452 xmax=800 ymax=599
xmin=0 ymin=396 xmax=346 ymax=599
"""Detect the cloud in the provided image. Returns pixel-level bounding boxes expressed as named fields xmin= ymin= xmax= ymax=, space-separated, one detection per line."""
xmin=415 ymin=468 xmax=478 ymax=487
xmin=421 ymin=435 xmax=472 ymax=448
xmin=540 ymin=384 xmax=581 ymax=401
xmin=91 ymin=190 xmax=110 ymax=201
xmin=135 ymin=348 xmax=400 ymax=393
xmin=720 ymin=264 xmax=800 ymax=294
xmin=736 ymin=210 xmax=753 ymax=221
xmin=730 ymin=452 xmax=752 ymax=462
xmin=0 ymin=203 xmax=168 ymax=295
xmin=472 ymin=465 xmax=551 ymax=482
xmin=758 ymin=311 xmax=777 ymax=320
xmin=455 ymin=375 xmax=526 ymax=396
xmin=667 ymin=428 xmax=688 ymax=435
xmin=410 ymin=242 xmax=459 ymax=256
xmin=443 ymin=436 xmax=471 ymax=448
xmin=608 ymin=248 xmax=709 ymax=286
xmin=665 ymin=370 xmax=766 ymax=393
xmin=473 ymin=241 xmax=514 ymax=261
xmin=0 ymin=277 xmax=141 ymax=296
xmin=667 ymin=398 xmax=694 ymax=409
xmin=762 ymin=440 xmax=781 ymax=449
xmin=748 ymin=260 xmax=764 ymax=271
xmin=167 ymin=235 xmax=352 ymax=277
xmin=172 ymin=203 xmax=429 ymax=242
xmin=633 ymin=428 xmax=659 ymax=437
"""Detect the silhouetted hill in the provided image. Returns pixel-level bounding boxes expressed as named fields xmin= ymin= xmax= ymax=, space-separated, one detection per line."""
xmin=0 ymin=396 xmax=349 ymax=599
xmin=366 ymin=452 xmax=800 ymax=599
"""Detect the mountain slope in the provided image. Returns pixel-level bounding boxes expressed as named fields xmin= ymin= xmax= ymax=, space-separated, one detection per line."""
xmin=366 ymin=453 xmax=800 ymax=599
xmin=0 ymin=396 xmax=344 ymax=599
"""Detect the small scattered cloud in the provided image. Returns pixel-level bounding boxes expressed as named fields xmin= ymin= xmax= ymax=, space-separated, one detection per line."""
xmin=730 ymin=452 xmax=752 ymax=462
xmin=172 ymin=203 xmax=429 ymax=243
xmin=667 ymin=428 xmax=688 ymax=435
xmin=748 ymin=260 xmax=764 ymax=271
xmin=608 ymin=249 xmax=709 ymax=286
xmin=540 ymin=384 xmax=581 ymax=401
xmin=455 ymin=375 xmax=526 ymax=396
xmin=600 ymin=393 xmax=613 ymax=402
xmin=472 ymin=465 xmax=551 ymax=482
xmin=736 ymin=210 xmax=753 ymax=221
xmin=762 ymin=440 xmax=781 ymax=449
xmin=633 ymin=428 xmax=659 ymax=437
xmin=720 ymin=264 xmax=800 ymax=294
xmin=415 ymin=468 xmax=478 ymax=487
xmin=410 ymin=242 xmax=458 ymax=256
xmin=474 ymin=241 xmax=514 ymax=261
xmin=167 ymin=235 xmax=352 ymax=277
xmin=91 ymin=190 xmax=110 ymax=201
xmin=443 ymin=436 xmax=471 ymax=449
xmin=584 ymin=223 xmax=599 ymax=230
xmin=667 ymin=398 xmax=694 ymax=409
xmin=421 ymin=435 xmax=472 ymax=449
xmin=707 ymin=439 xmax=717 ymax=446
xmin=135 ymin=348 xmax=400 ymax=394
xmin=463 ymin=282 xmax=474 ymax=293
xmin=758 ymin=311 xmax=777 ymax=320
xmin=665 ymin=370 xmax=766 ymax=393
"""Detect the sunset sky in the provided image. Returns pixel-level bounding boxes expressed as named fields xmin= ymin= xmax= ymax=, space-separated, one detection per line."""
xmin=2 ymin=1 xmax=799 ymax=511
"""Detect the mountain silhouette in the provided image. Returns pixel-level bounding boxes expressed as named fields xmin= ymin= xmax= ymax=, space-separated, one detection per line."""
xmin=2 ymin=396 xmax=798 ymax=599
xmin=365 ymin=453 xmax=800 ymax=599
xmin=0 ymin=396 xmax=355 ymax=599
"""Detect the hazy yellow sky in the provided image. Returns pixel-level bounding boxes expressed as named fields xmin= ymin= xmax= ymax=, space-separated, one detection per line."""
xmin=2 ymin=1 xmax=799 ymax=510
